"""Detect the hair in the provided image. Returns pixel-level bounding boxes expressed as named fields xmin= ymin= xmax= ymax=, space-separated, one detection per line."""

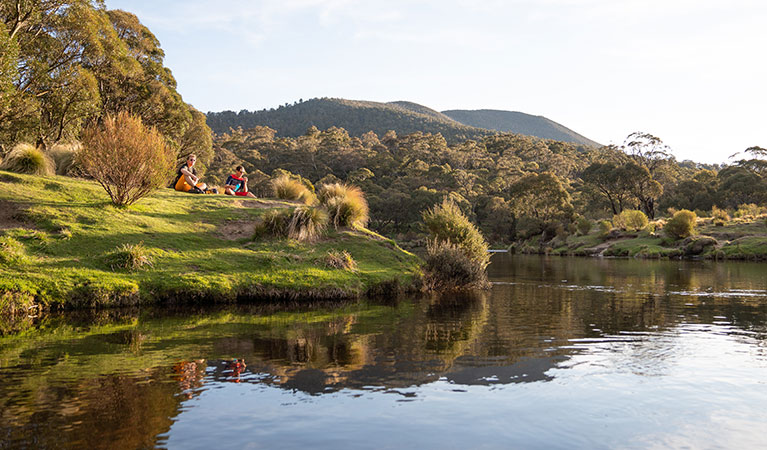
xmin=187 ymin=154 xmax=197 ymax=161
xmin=236 ymin=165 xmax=244 ymax=172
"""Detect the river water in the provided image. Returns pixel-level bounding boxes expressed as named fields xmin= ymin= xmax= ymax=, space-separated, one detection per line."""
xmin=2 ymin=254 xmax=767 ymax=449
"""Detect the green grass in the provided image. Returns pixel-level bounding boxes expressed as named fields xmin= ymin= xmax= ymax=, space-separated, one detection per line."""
xmin=0 ymin=171 xmax=420 ymax=312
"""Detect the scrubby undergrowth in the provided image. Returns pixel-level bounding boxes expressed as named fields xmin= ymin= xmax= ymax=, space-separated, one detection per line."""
xmin=0 ymin=171 xmax=419 ymax=315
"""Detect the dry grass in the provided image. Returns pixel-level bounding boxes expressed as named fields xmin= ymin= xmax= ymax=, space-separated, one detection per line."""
xmin=271 ymin=175 xmax=316 ymax=204
xmin=318 ymin=182 xmax=369 ymax=228
xmin=0 ymin=143 xmax=54 ymax=176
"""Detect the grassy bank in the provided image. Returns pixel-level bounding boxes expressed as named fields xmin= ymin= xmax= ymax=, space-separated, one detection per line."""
xmin=521 ymin=217 xmax=767 ymax=260
xmin=0 ymin=171 xmax=420 ymax=316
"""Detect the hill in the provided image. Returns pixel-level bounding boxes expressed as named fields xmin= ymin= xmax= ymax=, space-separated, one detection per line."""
xmin=0 ymin=171 xmax=418 ymax=315
xmin=442 ymin=109 xmax=601 ymax=147
xmin=206 ymin=98 xmax=491 ymax=143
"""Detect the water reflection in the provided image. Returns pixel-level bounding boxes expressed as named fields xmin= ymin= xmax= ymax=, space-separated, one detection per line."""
xmin=1 ymin=255 xmax=767 ymax=448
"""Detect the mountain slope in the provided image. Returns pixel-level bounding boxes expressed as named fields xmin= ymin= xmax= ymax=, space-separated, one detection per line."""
xmin=442 ymin=109 xmax=600 ymax=147
xmin=206 ymin=98 xmax=491 ymax=143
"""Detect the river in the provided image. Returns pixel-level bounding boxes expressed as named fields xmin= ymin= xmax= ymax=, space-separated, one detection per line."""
xmin=2 ymin=254 xmax=766 ymax=449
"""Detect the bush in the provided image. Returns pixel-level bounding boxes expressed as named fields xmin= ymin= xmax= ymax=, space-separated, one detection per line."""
xmin=0 ymin=143 xmax=54 ymax=175
xmin=318 ymin=182 xmax=369 ymax=228
xmin=0 ymin=236 xmax=27 ymax=266
xmin=598 ymin=220 xmax=612 ymax=236
xmin=79 ymin=112 xmax=175 ymax=206
xmin=422 ymin=241 xmax=489 ymax=290
xmin=576 ymin=217 xmax=592 ymax=235
xmin=324 ymin=250 xmax=357 ymax=271
xmin=271 ymin=175 xmax=316 ymax=204
xmin=612 ymin=209 xmax=648 ymax=231
xmin=665 ymin=209 xmax=697 ymax=239
xmin=423 ymin=199 xmax=490 ymax=272
xmin=105 ymin=242 xmax=153 ymax=271
xmin=734 ymin=203 xmax=766 ymax=219
xmin=711 ymin=206 xmax=730 ymax=223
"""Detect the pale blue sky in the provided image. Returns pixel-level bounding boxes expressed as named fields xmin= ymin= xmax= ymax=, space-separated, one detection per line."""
xmin=106 ymin=0 xmax=767 ymax=163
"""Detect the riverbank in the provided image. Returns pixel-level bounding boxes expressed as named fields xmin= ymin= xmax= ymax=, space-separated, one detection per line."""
xmin=512 ymin=217 xmax=767 ymax=260
xmin=0 ymin=171 xmax=420 ymax=317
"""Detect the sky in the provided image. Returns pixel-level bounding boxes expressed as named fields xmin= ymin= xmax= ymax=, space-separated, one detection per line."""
xmin=105 ymin=0 xmax=767 ymax=164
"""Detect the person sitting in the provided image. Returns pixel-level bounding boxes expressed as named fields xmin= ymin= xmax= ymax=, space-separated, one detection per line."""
xmin=173 ymin=154 xmax=209 ymax=193
xmin=224 ymin=166 xmax=256 ymax=198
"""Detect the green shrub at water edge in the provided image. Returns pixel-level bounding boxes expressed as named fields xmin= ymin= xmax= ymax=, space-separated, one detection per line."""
xmin=423 ymin=240 xmax=489 ymax=290
xmin=665 ymin=210 xmax=697 ymax=239
xmin=576 ymin=217 xmax=592 ymax=235
xmin=318 ymin=183 xmax=369 ymax=228
xmin=598 ymin=220 xmax=612 ymax=236
xmin=105 ymin=242 xmax=153 ymax=271
xmin=0 ymin=143 xmax=54 ymax=175
xmin=613 ymin=209 xmax=648 ymax=231
xmin=422 ymin=199 xmax=489 ymax=267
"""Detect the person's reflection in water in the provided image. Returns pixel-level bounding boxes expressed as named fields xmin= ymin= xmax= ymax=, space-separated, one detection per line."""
xmin=172 ymin=359 xmax=206 ymax=398
xmin=224 ymin=359 xmax=247 ymax=383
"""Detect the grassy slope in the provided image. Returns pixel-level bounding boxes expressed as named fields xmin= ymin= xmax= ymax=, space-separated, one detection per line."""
xmin=0 ymin=171 xmax=420 ymax=312
xmin=546 ymin=218 xmax=767 ymax=260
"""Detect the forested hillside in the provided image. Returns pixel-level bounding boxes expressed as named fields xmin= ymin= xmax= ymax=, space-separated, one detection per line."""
xmin=442 ymin=109 xmax=601 ymax=147
xmin=206 ymin=98 xmax=491 ymax=143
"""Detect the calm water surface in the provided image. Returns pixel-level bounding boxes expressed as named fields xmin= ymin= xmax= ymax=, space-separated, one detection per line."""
xmin=2 ymin=255 xmax=767 ymax=449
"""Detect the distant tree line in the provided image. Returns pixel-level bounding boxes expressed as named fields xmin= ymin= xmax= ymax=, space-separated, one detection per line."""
xmin=209 ymin=126 xmax=761 ymax=244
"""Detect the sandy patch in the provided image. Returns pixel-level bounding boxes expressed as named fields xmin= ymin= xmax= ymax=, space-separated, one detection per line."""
xmin=0 ymin=200 xmax=33 ymax=231
xmin=217 ymin=220 xmax=257 ymax=240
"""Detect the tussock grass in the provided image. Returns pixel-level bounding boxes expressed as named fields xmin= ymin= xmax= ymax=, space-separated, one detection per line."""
xmin=324 ymin=249 xmax=357 ymax=271
xmin=423 ymin=240 xmax=489 ymax=290
xmin=272 ymin=175 xmax=316 ymax=204
xmin=255 ymin=206 xmax=328 ymax=242
xmin=0 ymin=143 xmax=54 ymax=176
xmin=318 ymin=183 xmax=369 ymax=228
xmin=105 ymin=242 xmax=153 ymax=271
xmin=48 ymin=143 xmax=81 ymax=176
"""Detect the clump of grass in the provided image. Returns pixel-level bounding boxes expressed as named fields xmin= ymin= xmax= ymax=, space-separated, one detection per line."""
xmin=286 ymin=206 xmax=328 ymax=241
xmin=665 ymin=209 xmax=697 ymax=239
xmin=734 ymin=203 xmax=766 ymax=219
xmin=711 ymin=205 xmax=730 ymax=223
xmin=613 ymin=209 xmax=648 ymax=231
xmin=318 ymin=183 xmax=369 ymax=228
xmin=324 ymin=250 xmax=357 ymax=271
xmin=423 ymin=240 xmax=489 ymax=290
xmin=105 ymin=242 xmax=153 ymax=271
xmin=48 ymin=142 xmax=81 ymax=176
xmin=598 ymin=219 xmax=613 ymax=237
xmin=271 ymin=175 xmax=316 ymax=204
xmin=0 ymin=143 xmax=54 ymax=175
xmin=254 ymin=206 xmax=328 ymax=242
xmin=0 ymin=236 xmax=27 ymax=266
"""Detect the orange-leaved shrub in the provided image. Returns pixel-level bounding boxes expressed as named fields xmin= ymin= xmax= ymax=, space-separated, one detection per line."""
xmin=78 ymin=112 xmax=175 ymax=206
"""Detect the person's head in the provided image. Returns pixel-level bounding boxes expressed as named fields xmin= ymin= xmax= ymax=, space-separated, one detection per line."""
xmin=186 ymin=154 xmax=197 ymax=166
xmin=235 ymin=165 xmax=245 ymax=176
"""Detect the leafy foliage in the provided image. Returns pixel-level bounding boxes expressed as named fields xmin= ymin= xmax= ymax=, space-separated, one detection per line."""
xmin=612 ymin=210 xmax=648 ymax=231
xmin=665 ymin=210 xmax=697 ymax=239
xmin=78 ymin=112 xmax=175 ymax=206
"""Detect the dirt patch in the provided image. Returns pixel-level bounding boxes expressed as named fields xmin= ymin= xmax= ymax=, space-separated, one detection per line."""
xmin=583 ymin=238 xmax=630 ymax=257
xmin=230 ymin=198 xmax=283 ymax=209
xmin=0 ymin=200 xmax=33 ymax=231
xmin=217 ymin=220 xmax=257 ymax=240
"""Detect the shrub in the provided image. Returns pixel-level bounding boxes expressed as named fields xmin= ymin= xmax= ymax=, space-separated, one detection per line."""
xmin=711 ymin=206 xmax=730 ymax=223
xmin=422 ymin=240 xmax=489 ymax=290
xmin=49 ymin=143 xmax=81 ymax=176
xmin=665 ymin=209 xmax=697 ymax=239
xmin=78 ymin=112 xmax=175 ymax=206
xmin=598 ymin=220 xmax=612 ymax=236
xmin=286 ymin=206 xmax=328 ymax=241
xmin=105 ymin=242 xmax=153 ymax=271
xmin=422 ymin=199 xmax=489 ymax=290
xmin=0 ymin=236 xmax=27 ymax=266
xmin=271 ymin=175 xmax=316 ymax=204
xmin=576 ymin=217 xmax=592 ymax=235
xmin=0 ymin=143 xmax=54 ymax=175
xmin=318 ymin=183 xmax=369 ymax=228
xmin=324 ymin=250 xmax=357 ymax=271
xmin=734 ymin=203 xmax=766 ymax=219
xmin=612 ymin=209 xmax=648 ymax=231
